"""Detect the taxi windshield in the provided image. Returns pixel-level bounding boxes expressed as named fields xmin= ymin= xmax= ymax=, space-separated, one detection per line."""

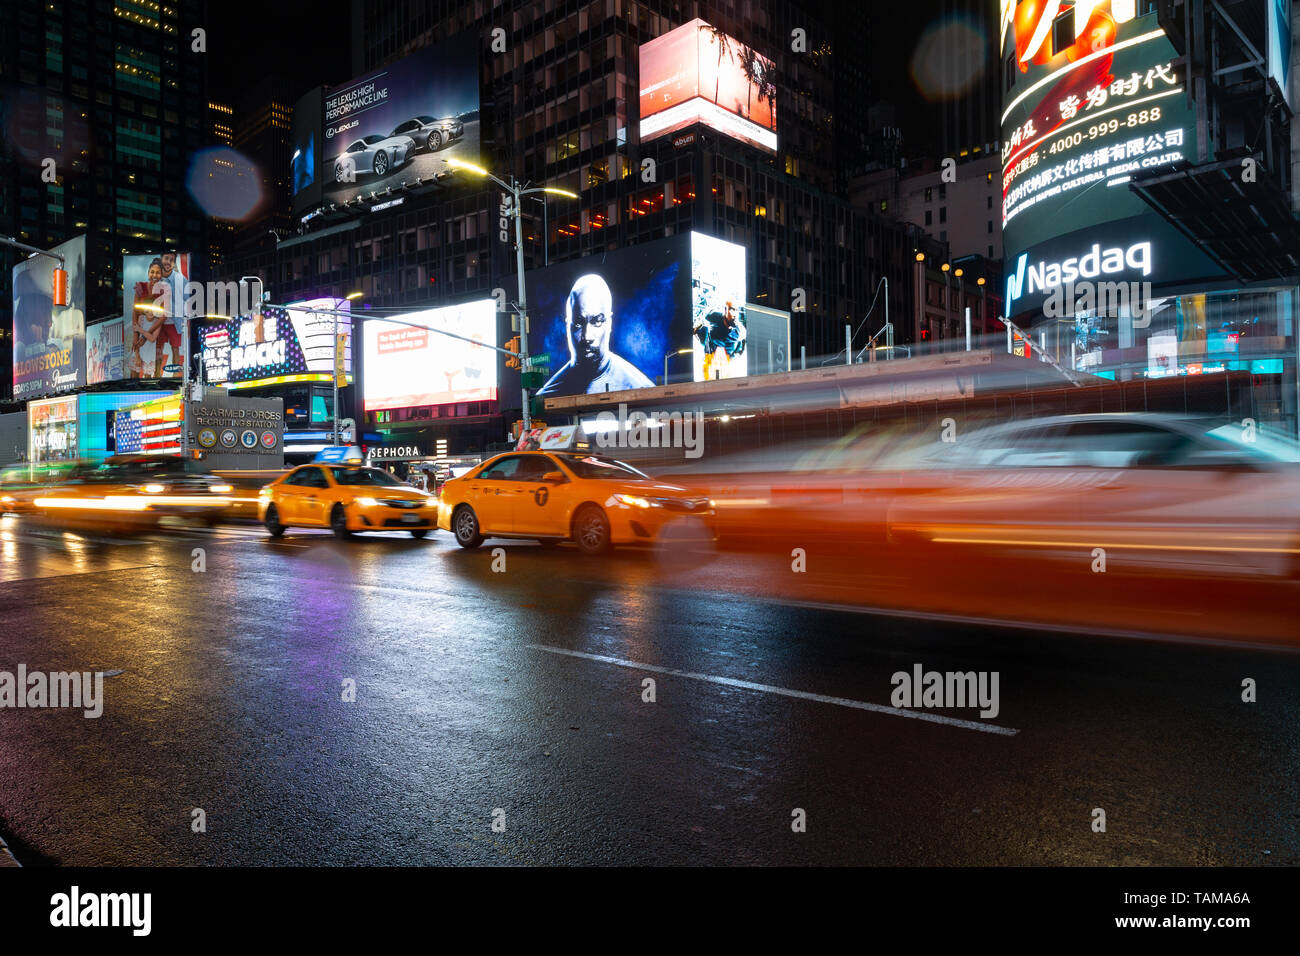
xmin=558 ymin=455 xmax=649 ymax=480
xmin=328 ymin=467 xmax=405 ymax=486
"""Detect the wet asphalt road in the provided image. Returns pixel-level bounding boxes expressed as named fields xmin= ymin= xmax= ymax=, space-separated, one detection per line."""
xmin=0 ymin=514 xmax=1298 ymax=866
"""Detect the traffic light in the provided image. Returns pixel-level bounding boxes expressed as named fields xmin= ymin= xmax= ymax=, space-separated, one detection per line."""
xmin=506 ymin=335 xmax=520 ymax=369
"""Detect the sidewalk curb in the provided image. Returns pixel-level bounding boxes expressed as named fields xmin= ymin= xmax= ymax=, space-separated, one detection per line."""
xmin=0 ymin=834 xmax=21 ymax=867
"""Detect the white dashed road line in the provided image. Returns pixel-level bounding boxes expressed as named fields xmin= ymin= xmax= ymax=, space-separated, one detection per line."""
xmin=527 ymin=643 xmax=1020 ymax=736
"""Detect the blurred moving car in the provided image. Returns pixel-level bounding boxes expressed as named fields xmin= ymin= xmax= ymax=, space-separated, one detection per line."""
xmin=885 ymin=413 xmax=1300 ymax=579
xmin=12 ymin=454 xmax=234 ymax=527
xmin=212 ymin=470 xmax=287 ymax=521
xmin=259 ymin=463 xmax=437 ymax=538
xmin=437 ymin=451 xmax=714 ymax=554
xmin=332 ymin=134 xmax=415 ymax=181
xmin=389 ymin=115 xmax=463 ymax=152
xmin=1 ymin=461 xmax=98 ymax=514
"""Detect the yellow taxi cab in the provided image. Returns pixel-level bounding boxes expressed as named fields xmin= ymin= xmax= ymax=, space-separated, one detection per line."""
xmin=436 ymin=450 xmax=714 ymax=554
xmin=259 ymin=463 xmax=437 ymax=539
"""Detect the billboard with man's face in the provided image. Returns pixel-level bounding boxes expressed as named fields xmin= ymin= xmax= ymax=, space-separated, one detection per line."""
xmin=524 ymin=235 xmax=692 ymax=398
xmin=639 ymin=19 xmax=777 ymax=152
xmin=321 ymin=38 xmax=480 ymax=206
xmin=690 ymin=232 xmax=747 ymax=382
xmin=12 ymin=235 xmax=85 ymax=400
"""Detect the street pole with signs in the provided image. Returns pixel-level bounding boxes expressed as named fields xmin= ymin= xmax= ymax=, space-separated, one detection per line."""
xmin=443 ymin=158 xmax=577 ymax=432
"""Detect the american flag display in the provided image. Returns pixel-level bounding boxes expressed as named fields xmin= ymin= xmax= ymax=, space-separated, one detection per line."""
xmin=113 ymin=398 xmax=182 ymax=455
xmin=114 ymin=412 xmax=143 ymax=453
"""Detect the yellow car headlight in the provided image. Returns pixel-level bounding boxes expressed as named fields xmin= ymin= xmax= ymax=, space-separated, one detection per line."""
xmin=141 ymin=483 xmax=166 ymax=494
xmin=354 ymin=497 xmax=378 ymax=508
xmin=209 ymin=483 xmax=234 ymax=494
xmin=614 ymin=494 xmax=653 ymax=509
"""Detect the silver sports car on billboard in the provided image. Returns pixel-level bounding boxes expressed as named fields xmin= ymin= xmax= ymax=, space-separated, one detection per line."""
xmin=333 ymin=134 xmax=416 ymax=181
xmin=390 ymin=115 xmax=464 ymax=153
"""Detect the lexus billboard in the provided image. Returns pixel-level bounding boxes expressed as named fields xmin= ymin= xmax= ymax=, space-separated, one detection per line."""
xmin=319 ymin=37 xmax=480 ymax=207
xmin=639 ymin=18 xmax=777 ymax=153
xmin=999 ymin=0 xmax=1226 ymax=318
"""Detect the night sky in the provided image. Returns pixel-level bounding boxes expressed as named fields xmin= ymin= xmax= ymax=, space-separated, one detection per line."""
xmin=207 ymin=1 xmax=352 ymax=105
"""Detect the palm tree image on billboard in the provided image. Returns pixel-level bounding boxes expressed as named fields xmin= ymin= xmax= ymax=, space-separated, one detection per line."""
xmin=638 ymin=18 xmax=777 ymax=152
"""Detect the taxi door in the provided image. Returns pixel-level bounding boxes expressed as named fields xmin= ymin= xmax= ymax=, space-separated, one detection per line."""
xmin=510 ymin=454 xmax=574 ymax=537
xmin=284 ymin=466 xmax=331 ymax=526
xmin=468 ymin=454 xmax=533 ymax=534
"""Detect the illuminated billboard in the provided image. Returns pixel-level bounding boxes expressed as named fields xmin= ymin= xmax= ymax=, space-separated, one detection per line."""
xmin=362 ymin=300 xmax=497 ymax=411
xmin=290 ymin=87 xmax=323 ymax=216
xmin=321 ymin=38 xmax=480 ymax=207
xmin=119 ymin=252 xmax=191 ymax=379
xmin=12 ymin=235 xmax=85 ymax=400
xmin=690 ymin=232 xmax=748 ymax=381
xmin=1000 ymin=1 xmax=1226 ymax=317
xmin=639 ymin=19 xmax=777 ymax=152
xmin=1268 ymin=0 xmax=1293 ymax=109
xmin=199 ymin=299 xmax=352 ymax=389
xmin=525 ymin=235 xmax=691 ymax=398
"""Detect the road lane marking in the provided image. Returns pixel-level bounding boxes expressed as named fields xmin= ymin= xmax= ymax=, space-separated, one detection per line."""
xmin=526 ymin=643 xmax=1020 ymax=736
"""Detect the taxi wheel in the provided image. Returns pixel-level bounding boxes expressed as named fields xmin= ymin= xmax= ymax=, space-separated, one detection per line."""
xmin=410 ymin=529 xmax=429 ymax=539
xmin=573 ymin=505 xmax=611 ymax=555
xmin=330 ymin=504 xmax=352 ymax=539
xmin=264 ymin=504 xmax=285 ymax=538
xmin=453 ymin=505 xmax=483 ymax=549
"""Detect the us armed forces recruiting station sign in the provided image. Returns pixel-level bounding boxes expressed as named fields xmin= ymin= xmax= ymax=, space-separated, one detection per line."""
xmin=187 ymin=395 xmax=285 ymax=469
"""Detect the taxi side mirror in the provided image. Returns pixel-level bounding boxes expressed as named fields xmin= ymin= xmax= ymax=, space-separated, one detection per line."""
xmin=541 ymin=470 xmax=566 ymax=483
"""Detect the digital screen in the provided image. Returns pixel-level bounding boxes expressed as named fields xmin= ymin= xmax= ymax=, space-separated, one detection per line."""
xmin=290 ymin=87 xmax=323 ymax=215
xmin=523 ymin=235 xmax=691 ymax=398
xmin=1268 ymin=0 xmax=1293 ymax=109
xmin=119 ymin=252 xmax=192 ymax=380
xmin=639 ymin=18 xmax=777 ymax=152
xmin=362 ymin=300 xmax=497 ymax=411
xmin=1000 ymin=1 xmax=1226 ymax=317
xmin=690 ymin=232 xmax=748 ymax=382
xmin=321 ymin=38 xmax=480 ymax=206
xmin=199 ymin=300 xmax=350 ymax=387
xmin=12 ymin=235 xmax=85 ymax=400
xmin=86 ymin=318 xmax=126 ymax=385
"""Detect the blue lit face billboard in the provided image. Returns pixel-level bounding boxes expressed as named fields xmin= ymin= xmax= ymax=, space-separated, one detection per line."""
xmin=524 ymin=235 xmax=692 ymax=398
xmin=322 ymin=38 xmax=480 ymax=206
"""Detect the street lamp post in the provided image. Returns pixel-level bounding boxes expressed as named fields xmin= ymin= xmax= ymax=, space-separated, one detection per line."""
xmin=444 ymin=158 xmax=577 ymax=433
xmin=663 ymin=347 xmax=691 ymax=385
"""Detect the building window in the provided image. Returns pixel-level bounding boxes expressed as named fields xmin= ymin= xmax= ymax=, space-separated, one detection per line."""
xmin=924 ymin=186 xmax=933 ymax=202
xmin=987 ymin=220 xmax=993 ymax=234
xmin=924 ymin=210 xmax=932 ymax=226
xmin=987 ymin=195 xmax=993 ymax=209
xmin=939 ymin=207 xmax=947 ymax=223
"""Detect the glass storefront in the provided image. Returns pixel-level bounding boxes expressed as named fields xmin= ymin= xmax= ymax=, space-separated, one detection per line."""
xmin=27 ymin=397 xmax=80 ymax=463
xmin=1033 ymin=283 xmax=1300 ymax=434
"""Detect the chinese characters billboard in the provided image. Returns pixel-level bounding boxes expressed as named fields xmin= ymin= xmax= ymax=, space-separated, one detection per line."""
xmin=999 ymin=1 xmax=1226 ymax=317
